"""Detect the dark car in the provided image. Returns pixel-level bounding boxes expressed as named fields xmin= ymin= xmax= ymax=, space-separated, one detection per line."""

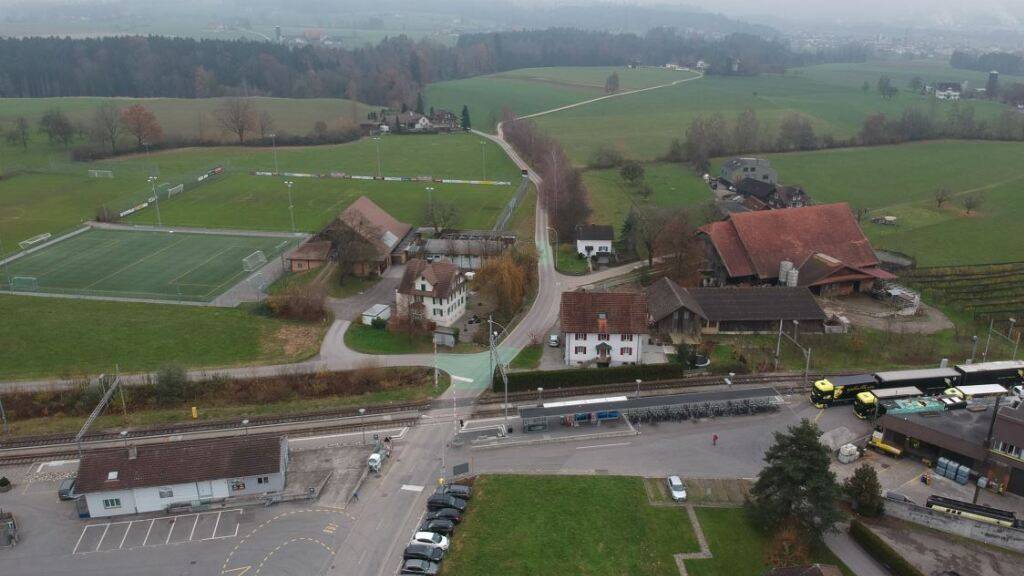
xmin=58 ymin=477 xmax=78 ymax=500
xmin=427 ymin=494 xmax=466 ymax=511
xmin=426 ymin=508 xmax=462 ymax=524
xmin=419 ymin=518 xmax=455 ymax=536
xmin=435 ymin=484 xmax=472 ymax=500
xmin=403 ymin=543 xmax=444 ymax=563
xmin=400 ymin=559 xmax=440 ymax=575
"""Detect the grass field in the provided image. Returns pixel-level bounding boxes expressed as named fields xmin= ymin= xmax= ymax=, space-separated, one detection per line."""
xmin=426 ymin=66 xmax=695 ymax=131
xmin=1 ymin=227 xmax=297 ymax=301
xmin=583 ymin=162 xmax=712 ymax=232
xmin=0 ymin=295 xmax=325 ymax=380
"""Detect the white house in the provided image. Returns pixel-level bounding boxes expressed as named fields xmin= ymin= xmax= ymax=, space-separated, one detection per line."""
xmin=560 ymin=291 xmax=649 ymax=366
xmin=395 ymin=259 xmax=468 ymax=328
xmin=575 ymin=224 xmax=615 ymax=258
xmin=75 ymin=436 xmax=287 ymax=518
xmin=935 ymin=82 xmax=962 ymax=101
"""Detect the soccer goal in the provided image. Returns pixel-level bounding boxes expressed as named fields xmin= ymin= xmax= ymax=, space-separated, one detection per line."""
xmin=242 ymin=250 xmax=268 ymax=271
xmin=166 ymin=184 xmax=184 ymax=198
xmin=18 ymin=233 xmax=52 ymax=250
xmin=10 ymin=276 xmax=39 ymax=292
xmin=88 ymin=169 xmax=114 ymax=178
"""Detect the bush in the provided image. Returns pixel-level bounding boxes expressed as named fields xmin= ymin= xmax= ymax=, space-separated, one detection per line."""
xmin=589 ymin=144 xmax=625 ymax=169
xmin=0 ymin=476 xmax=11 ymax=488
xmin=154 ymin=364 xmax=188 ymax=404
xmin=496 ymin=363 xmax=691 ymax=392
xmin=370 ymin=317 xmax=387 ymax=330
xmin=849 ymin=519 xmax=926 ymax=576
xmin=265 ymin=284 xmax=327 ymax=322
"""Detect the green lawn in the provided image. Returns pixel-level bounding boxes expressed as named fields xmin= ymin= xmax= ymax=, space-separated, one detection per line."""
xmin=584 ymin=163 xmax=712 ymax=232
xmin=426 ymin=66 xmax=694 ymax=131
xmin=509 ymin=344 xmax=543 ymax=370
xmin=344 ymin=322 xmax=482 ymax=355
xmin=442 ymin=475 xmax=699 ymax=576
xmin=2 ymin=227 xmax=297 ymax=301
xmin=269 ymin=265 xmax=381 ymax=299
xmin=0 ymin=295 xmax=325 ymax=380
xmin=555 ymin=243 xmax=590 ymax=275
xmin=531 ymin=63 xmax=1012 ymax=164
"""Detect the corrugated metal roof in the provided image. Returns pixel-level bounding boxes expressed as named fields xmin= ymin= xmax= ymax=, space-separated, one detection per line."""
xmin=874 ymin=368 xmax=960 ymax=383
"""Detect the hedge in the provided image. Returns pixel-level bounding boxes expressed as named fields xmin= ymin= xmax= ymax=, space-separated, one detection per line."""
xmin=496 ymin=363 xmax=692 ymax=392
xmin=848 ymin=519 xmax=926 ymax=576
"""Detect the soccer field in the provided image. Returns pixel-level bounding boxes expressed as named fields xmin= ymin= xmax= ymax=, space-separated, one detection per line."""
xmin=0 ymin=227 xmax=299 ymax=302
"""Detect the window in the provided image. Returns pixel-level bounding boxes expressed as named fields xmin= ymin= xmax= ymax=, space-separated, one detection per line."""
xmin=574 ymin=346 xmax=587 ymax=354
xmin=433 ymin=308 xmax=442 ymax=316
xmin=621 ymin=334 xmax=634 ymax=342
xmin=598 ymin=246 xmax=609 ymax=252
xmin=420 ymin=283 xmax=427 ymax=291
xmin=620 ymin=347 xmax=633 ymax=356
xmin=158 ymin=488 xmax=174 ymax=499
xmin=597 ymin=334 xmax=610 ymax=341
xmin=257 ymin=476 xmax=270 ymax=485
xmin=597 ymin=312 xmax=607 ymax=319
xmin=102 ymin=498 xmax=122 ymax=509
xmin=575 ymin=333 xmax=586 ymax=341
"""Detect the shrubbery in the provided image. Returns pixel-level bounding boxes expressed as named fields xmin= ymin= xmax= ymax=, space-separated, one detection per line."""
xmin=266 ymin=284 xmax=327 ymax=322
xmin=849 ymin=519 xmax=926 ymax=576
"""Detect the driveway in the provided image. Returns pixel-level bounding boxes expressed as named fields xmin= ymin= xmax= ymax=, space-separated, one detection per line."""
xmin=324 ymin=264 xmax=403 ymax=323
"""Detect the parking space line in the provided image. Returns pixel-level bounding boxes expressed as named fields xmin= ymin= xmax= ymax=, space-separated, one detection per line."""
xmin=189 ymin=515 xmax=200 ymax=541
xmin=96 ymin=523 xmax=110 ymax=552
xmin=211 ymin=511 xmax=222 ymax=540
xmin=72 ymin=525 xmax=90 ymax=555
xmin=165 ymin=519 xmax=175 ymax=545
xmin=119 ymin=522 xmax=132 ymax=549
xmin=142 ymin=519 xmax=155 ymax=546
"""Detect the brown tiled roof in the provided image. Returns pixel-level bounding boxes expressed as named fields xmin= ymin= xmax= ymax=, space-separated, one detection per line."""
xmin=698 ymin=203 xmax=879 ymax=281
xmin=398 ymin=259 xmax=462 ymax=299
xmin=340 ymin=196 xmax=412 ymax=254
xmin=646 ymin=278 xmax=825 ymax=323
xmin=560 ymin=291 xmax=649 ymax=335
xmin=287 ymin=240 xmax=332 ymax=262
xmin=576 ymin=224 xmax=614 ymax=241
xmin=797 ymin=253 xmax=895 ymax=286
xmin=76 ymin=436 xmax=283 ymax=493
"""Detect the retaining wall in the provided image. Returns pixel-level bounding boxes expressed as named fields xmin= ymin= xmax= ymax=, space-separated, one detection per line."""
xmin=884 ymin=498 xmax=1024 ymax=553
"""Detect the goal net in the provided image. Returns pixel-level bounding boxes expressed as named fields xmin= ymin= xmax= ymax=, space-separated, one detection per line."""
xmin=166 ymin=184 xmax=184 ymax=198
xmin=242 ymin=250 xmax=268 ymax=271
xmin=88 ymin=169 xmax=114 ymax=178
xmin=19 ymin=233 xmax=51 ymax=250
xmin=10 ymin=276 xmax=39 ymax=292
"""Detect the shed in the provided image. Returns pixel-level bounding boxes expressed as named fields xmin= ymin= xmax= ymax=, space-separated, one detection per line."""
xmin=433 ymin=326 xmax=458 ymax=348
xmin=286 ymin=240 xmax=331 ymax=273
xmin=361 ymin=304 xmax=392 ymax=326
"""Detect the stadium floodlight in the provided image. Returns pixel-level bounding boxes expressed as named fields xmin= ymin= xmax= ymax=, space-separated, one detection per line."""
xmin=242 ymin=250 xmax=268 ymax=272
xmin=148 ymin=176 xmax=162 ymax=227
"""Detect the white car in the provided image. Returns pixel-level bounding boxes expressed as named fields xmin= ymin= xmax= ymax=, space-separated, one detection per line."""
xmin=666 ymin=476 xmax=687 ymax=502
xmin=410 ymin=531 xmax=449 ymax=551
xmin=548 ymin=334 xmax=560 ymax=347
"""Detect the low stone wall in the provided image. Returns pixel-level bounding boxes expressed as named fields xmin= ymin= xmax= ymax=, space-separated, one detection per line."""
xmin=884 ymin=498 xmax=1024 ymax=553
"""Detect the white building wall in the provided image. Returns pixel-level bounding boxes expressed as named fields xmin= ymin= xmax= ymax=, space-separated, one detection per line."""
xmin=396 ymin=276 xmax=468 ymax=328
xmin=84 ymin=472 xmax=285 ymax=518
xmin=85 ymin=489 xmax=138 ymax=518
xmin=562 ymin=332 xmax=644 ymax=366
xmin=576 ymin=240 xmax=614 ymax=257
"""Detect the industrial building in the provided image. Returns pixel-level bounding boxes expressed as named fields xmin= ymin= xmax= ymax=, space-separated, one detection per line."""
xmin=75 ymin=436 xmax=287 ymax=518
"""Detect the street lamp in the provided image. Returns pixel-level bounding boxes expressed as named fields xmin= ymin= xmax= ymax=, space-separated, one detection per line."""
xmin=1011 ymin=318 xmax=1020 ymax=359
xmin=284 ymin=180 xmax=296 ymax=233
xmin=269 ymin=133 xmax=279 ymax=174
xmin=792 ymin=319 xmax=800 ymax=344
xmin=148 ymin=176 xmax=162 ymax=227
xmin=537 ymin=387 xmax=544 ymax=404
xmin=425 ymin=186 xmax=435 ymax=229
xmin=488 ymin=316 xmax=511 ymax=427
xmin=970 ymin=335 xmax=979 ymax=363
xmin=635 ymin=379 xmax=642 ymax=399
xmin=241 ymin=419 xmax=249 ymax=436
xmin=120 ymin=430 xmax=128 ymax=448
xmin=480 ymin=141 xmax=486 ymax=180
xmin=359 ymin=408 xmax=366 ymax=444
xmin=373 ymin=137 xmax=383 ymax=178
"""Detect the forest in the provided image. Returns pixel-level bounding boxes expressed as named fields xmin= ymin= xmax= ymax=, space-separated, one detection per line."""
xmin=0 ymin=28 xmax=866 ymax=107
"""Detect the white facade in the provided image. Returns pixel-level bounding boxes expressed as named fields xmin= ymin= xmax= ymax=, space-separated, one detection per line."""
xmin=84 ymin=471 xmax=284 ymax=518
xmin=576 ymin=239 xmax=613 ymax=257
xmin=395 ymin=272 xmax=468 ymax=328
xmin=935 ymin=89 xmax=960 ymax=101
xmin=563 ymin=332 xmax=644 ymax=366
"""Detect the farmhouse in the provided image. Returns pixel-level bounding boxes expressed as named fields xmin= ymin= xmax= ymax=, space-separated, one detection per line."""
xmin=719 ymin=157 xmax=778 ymax=187
xmin=735 ymin=179 xmax=811 ymax=210
xmin=395 ymin=259 xmax=468 ymax=328
xmin=383 ymin=111 xmax=432 ymax=132
xmin=338 ymin=196 xmax=413 ymax=276
xmin=285 ymin=240 xmax=331 ymax=273
xmin=934 ymin=81 xmax=963 ymax=100
xmin=698 ymin=203 xmax=894 ymax=296
xmin=646 ymin=278 xmax=826 ymax=341
xmin=76 ymin=436 xmax=287 ymax=518
xmin=429 ymin=109 xmax=460 ymax=131
xmin=560 ymin=291 xmax=648 ymax=367
xmin=575 ymin=224 xmax=615 ymax=258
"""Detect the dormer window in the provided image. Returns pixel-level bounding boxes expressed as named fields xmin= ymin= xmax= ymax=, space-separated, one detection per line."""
xmin=107 ymin=471 xmax=119 ymax=481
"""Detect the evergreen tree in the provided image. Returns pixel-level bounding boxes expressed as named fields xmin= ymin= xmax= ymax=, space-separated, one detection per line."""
xmin=461 ymin=105 xmax=472 ymax=131
xmin=843 ymin=464 xmax=884 ymax=517
xmin=747 ymin=419 xmax=841 ymax=534
xmin=415 ymin=92 xmax=425 ymax=115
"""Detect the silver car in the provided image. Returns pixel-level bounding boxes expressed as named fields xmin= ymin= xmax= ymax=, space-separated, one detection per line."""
xmin=666 ymin=476 xmax=687 ymax=502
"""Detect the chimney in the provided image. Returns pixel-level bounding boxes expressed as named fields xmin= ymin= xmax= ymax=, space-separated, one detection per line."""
xmin=128 ymin=446 xmax=138 ymax=460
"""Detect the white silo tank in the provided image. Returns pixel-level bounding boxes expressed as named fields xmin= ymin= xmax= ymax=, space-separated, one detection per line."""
xmin=779 ymin=260 xmax=793 ymax=282
xmin=786 ymin=268 xmax=800 ymax=287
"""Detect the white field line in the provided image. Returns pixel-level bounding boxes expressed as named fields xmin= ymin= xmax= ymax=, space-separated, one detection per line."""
xmin=518 ymin=73 xmax=703 ymax=120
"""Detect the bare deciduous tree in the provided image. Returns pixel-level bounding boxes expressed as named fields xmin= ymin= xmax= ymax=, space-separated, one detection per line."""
xmin=325 ymin=217 xmax=383 ymax=282
xmin=120 ymin=104 xmax=162 ymax=148
xmin=934 ymin=187 xmax=952 ymax=208
xmin=39 ymin=108 xmax=76 ymax=148
xmin=91 ymin=102 xmax=122 ymax=154
xmin=961 ymin=192 xmax=984 ymax=214
xmin=258 ymin=111 xmax=275 ymax=139
xmin=654 ymin=209 xmax=702 ymax=286
xmin=5 ymin=117 xmax=30 ymax=150
xmin=424 ymin=200 xmax=460 ymax=232
xmin=215 ymin=98 xmax=257 ymax=144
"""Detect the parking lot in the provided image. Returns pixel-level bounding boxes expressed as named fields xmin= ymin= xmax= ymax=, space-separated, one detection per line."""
xmin=71 ymin=509 xmax=242 ymax=555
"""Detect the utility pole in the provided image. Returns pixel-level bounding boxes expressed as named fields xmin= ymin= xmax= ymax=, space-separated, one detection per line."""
xmin=284 ymin=180 xmax=296 ymax=233
xmin=148 ymin=176 xmax=162 ymax=227
xmin=374 ymin=137 xmax=383 ymax=178
xmin=489 ymin=315 xmax=510 ymax=430
xmin=480 ymin=141 xmax=486 ymax=180
xmin=270 ymin=133 xmax=279 ymax=174
xmin=974 ymin=394 xmax=1003 ymax=504
xmin=0 ymin=393 xmax=8 ymax=434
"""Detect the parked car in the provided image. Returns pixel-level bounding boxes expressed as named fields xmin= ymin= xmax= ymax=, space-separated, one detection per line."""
xmin=883 ymin=490 xmax=913 ymax=504
xmin=403 ymin=543 xmax=444 ymax=563
xmin=410 ymin=531 xmax=449 ymax=551
xmin=400 ymin=558 xmax=440 ymax=575
xmin=427 ymin=494 xmax=467 ymax=511
xmin=58 ymin=477 xmax=78 ymax=500
xmin=419 ymin=518 xmax=455 ymax=536
xmin=548 ymin=333 xmax=560 ymax=347
xmin=435 ymin=484 xmax=472 ymax=500
xmin=666 ymin=476 xmax=687 ymax=502
xmin=426 ymin=508 xmax=462 ymax=524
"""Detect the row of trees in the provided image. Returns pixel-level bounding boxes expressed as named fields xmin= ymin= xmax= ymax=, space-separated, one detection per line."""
xmin=858 ymin=103 xmax=1024 ymax=146
xmin=951 ymin=50 xmax=1024 ymax=76
xmin=0 ymin=29 xmax=868 ymax=107
xmin=4 ymin=104 xmax=161 ymax=154
xmin=501 ymin=110 xmax=592 ymax=241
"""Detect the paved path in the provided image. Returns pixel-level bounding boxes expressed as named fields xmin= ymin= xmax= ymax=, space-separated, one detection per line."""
xmin=823 ymin=524 xmax=892 ymax=576
xmin=517 ymin=72 xmax=703 ymax=120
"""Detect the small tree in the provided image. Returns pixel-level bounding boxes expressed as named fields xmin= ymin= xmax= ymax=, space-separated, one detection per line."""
xmin=258 ymin=111 xmax=275 ymax=139
xmin=934 ymin=187 xmax=952 ymax=208
xmin=424 ymin=200 xmax=460 ymax=232
xmin=961 ymin=192 xmax=984 ymax=214
xmin=747 ymin=419 xmax=841 ymax=534
xmin=853 ymin=206 xmax=870 ymax=223
xmin=325 ymin=218 xmax=382 ymax=282
xmin=461 ymin=105 xmax=472 ymax=131
xmin=5 ymin=117 xmax=30 ymax=150
xmin=120 ymin=104 xmax=162 ymax=149
xmin=861 ymin=80 xmax=870 ymax=94
xmin=215 ymin=98 xmax=257 ymax=143
xmin=604 ymin=71 xmax=620 ymax=94
xmin=590 ymin=144 xmax=625 ymax=169
xmin=619 ymin=160 xmax=645 ymax=186
xmin=908 ymin=76 xmax=924 ymax=93
xmin=92 ymin=102 xmax=122 ymax=154
xmin=415 ymin=92 xmax=425 ymax=114
xmin=843 ymin=464 xmax=885 ymax=517
xmin=153 ymin=364 xmax=187 ymax=405
xmin=39 ymin=108 xmax=76 ymax=148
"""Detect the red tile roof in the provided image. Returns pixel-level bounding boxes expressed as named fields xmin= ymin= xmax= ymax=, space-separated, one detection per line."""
xmin=699 ymin=203 xmax=879 ymax=281
xmin=560 ymin=291 xmax=649 ymax=335
xmin=399 ymin=259 xmax=463 ymax=299
xmin=76 ymin=436 xmax=283 ymax=493
xmin=287 ymin=240 xmax=332 ymax=262
xmin=340 ymin=196 xmax=412 ymax=254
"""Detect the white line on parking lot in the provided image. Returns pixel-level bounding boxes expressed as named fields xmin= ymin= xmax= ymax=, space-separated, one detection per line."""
xmin=36 ymin=459 xmax=79 ymax=472
xmin=96 ymin=523 xmax=110 ymax=552
xmin=71 ymin=525 xmax=90 ymax=555
xmin=400 ymin=485 xmax=424 ymax=492
xmin=142 ymin=519 xmax=155 ymax=546
xmin=575 ymin=442 xmax=632 ymax=450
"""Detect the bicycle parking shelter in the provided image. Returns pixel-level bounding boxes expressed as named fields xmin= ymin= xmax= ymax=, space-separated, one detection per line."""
xmin=518 ymin=387 xmax=781 ymax=432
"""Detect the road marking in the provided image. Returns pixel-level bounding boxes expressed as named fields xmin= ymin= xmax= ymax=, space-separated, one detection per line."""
xmin=189 ymin=514 xmax=200 ymax=541
xmin=450 ymin=376 xmax=474 ymax=383
xmin=212 ymin=511 xmax=222 ymax=539
xmin=165 ymin=519 xmax=174 ymax=544
xmin=96 ymin=523 xmax=110 ymax=552
xmin=221 ymin=567 xmax=251 ymax=576
xmin=71 ymin=524 xmax=90 ymax=555
xmin=142 ymin=518 xmax=155 ymax=546
xmin=400 ymin=484 xmax=425 ymax=492
xmin=575 ymin=442 xmax=632 ymax=450
xmin=119 ymin=521 xmax=132 ymax=549
xmin=813 ymin=409 xmax=825 ymax=424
